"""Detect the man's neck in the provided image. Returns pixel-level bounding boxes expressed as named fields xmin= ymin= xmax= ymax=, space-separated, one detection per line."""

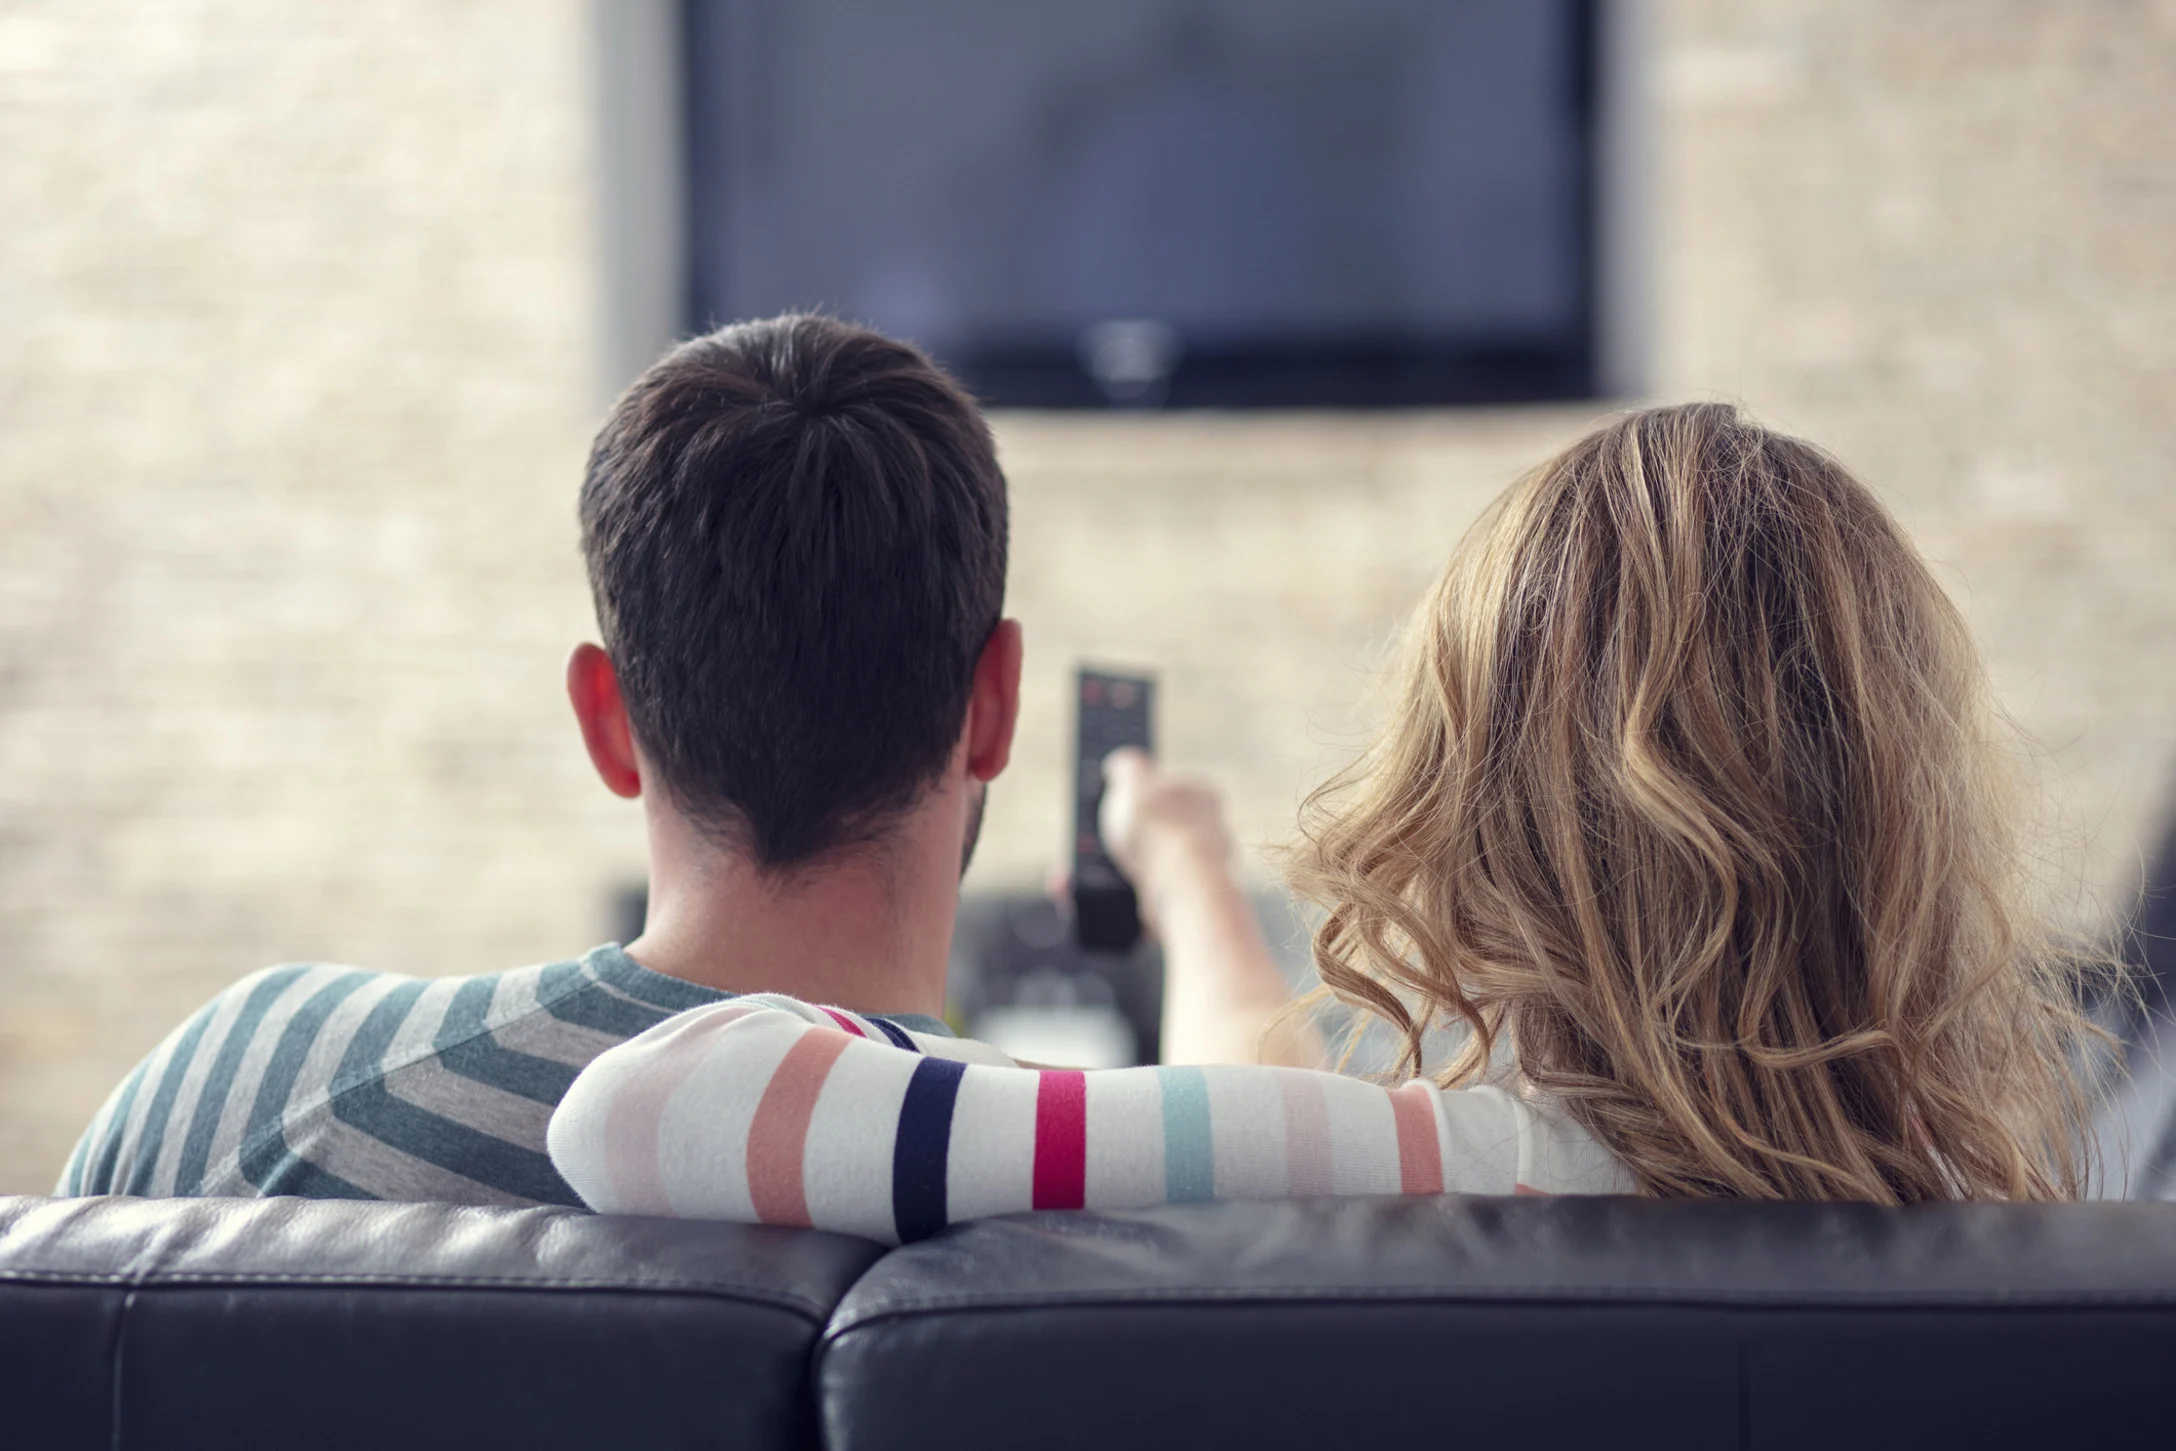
xmin=620 ymin=803 xmax=960 ymax=1019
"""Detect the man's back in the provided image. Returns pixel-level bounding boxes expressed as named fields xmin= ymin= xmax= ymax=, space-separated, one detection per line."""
xmin=58 ymin=315 xmax=1014 ymax=1204
xmin=59 ymin=945 xmax=944 ymax=1205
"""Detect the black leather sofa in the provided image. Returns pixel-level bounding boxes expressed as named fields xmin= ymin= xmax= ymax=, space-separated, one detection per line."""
xmin=5 ymin=1192 xmax=2174 ymax=1450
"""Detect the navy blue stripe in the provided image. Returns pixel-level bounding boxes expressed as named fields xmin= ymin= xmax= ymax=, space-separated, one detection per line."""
xmin=869 ymin=1017 xmax=920 ymax=1053
xmin=77 ymin=1059 xmax=151 ymax=1196
xmin=169 ymin=965 xmax=314 ymax=1194
xmin=891 ymin=1057 xmax=966 ymax=1242
xmin=120 ymin=1003 xmax=226 ymax=1195
xmin=234 ymin=972 xmax=375 ymax=1190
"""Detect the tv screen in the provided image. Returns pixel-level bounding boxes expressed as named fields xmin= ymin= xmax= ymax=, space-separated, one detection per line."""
xmin=684 ymin=0 xmax=1598 ymax=408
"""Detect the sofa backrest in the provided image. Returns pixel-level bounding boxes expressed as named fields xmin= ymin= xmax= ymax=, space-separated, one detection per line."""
xmin=821 ymin=1195 xmax=2176 ymax=1450
xmin=7 ymin=1193 xmax=2176 ymax=1450
xmin=0 ymin=1194 xmax=885 ymax=1451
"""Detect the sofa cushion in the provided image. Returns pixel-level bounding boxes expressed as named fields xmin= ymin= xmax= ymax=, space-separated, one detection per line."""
xmin=818 ymin=1194 xmax=2176 ymax=1451
xmin=0 ymin=1194 xmax=887 ymax=1451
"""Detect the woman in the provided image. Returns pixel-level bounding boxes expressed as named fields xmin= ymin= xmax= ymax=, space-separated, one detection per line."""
xmin=547 ymin=403 xmax=2114 ymax=1240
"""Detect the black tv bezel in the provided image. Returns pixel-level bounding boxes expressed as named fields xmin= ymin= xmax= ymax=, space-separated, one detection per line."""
xmin=679 ymin=0 xmax=1602 ymax=411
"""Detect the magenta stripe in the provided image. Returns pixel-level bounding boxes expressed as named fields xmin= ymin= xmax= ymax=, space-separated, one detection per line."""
xmin=1031 ymin=1071 xmax=1088 ymax=1209
xmin=1277 ymin=1073 xmax=1335 ymax=1196
xmin=820 ymin=1007 xmax=868 ymax=1038
xmin=600 ymin=1004 xmax=764 ymax=1213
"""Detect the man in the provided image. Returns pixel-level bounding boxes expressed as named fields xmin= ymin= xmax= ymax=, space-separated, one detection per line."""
xmin=58 ymin=314 xmax=1022 ymax=1205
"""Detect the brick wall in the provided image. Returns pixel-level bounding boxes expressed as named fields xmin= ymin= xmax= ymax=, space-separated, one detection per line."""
xmin=0 ymin=1 xmax=620 ymax=1188
xmin=0 ymin=0 xmax=2171 ymax=1190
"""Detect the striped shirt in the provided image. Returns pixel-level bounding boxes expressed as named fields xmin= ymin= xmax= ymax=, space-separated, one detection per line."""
xmin=55 ymin=945 xmax=953 ymax=1207
xmin=547 ymin=997 xmax=1635 ymax=1244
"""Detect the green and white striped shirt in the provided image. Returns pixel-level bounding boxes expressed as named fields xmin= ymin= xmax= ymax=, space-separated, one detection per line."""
xmin=56 ymin=944 xmax=949 ymax=1206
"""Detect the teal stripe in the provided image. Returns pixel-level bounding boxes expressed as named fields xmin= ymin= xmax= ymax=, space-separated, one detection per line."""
xmin=329 ymin=1073 xmax=579 ymax=1204
xmin=433 ymin=976 xmax=579 ymax=1106
xmin=235 ymin=972 xmax=375 ymax=1191
xmin=331 ymin=979 xmax=430 ymax=1092
xmin=533 ymin=959 xmax=586 ymax=1004
xmin=541 ymin=980 xmax=676 ymax=1040
xmin=585 ymin=946 xmax=728 ymax=1014
xmin=317 ymin=973 xmax=578 ymax=1203
xmin=437 ymin=1032 xmax=580 ymax=1105
xmin=248 ymin=1146 xmax=374 ymax=1199
xmin=433 ymin=976 xmax=499 ymax=1047
xmin=1158 ymin=1066 xmax=1215 ymax=1202
xmin=58 ymin=1117 xmax=91 ymax=1195
xmin=532 ymin=959 xmax=664 ymax=1036
xmin=120 ymin=1002 xmax=223 ymax=1194
xmin=77 ymin=1058 xmax=153 ymax=1195
xmin=168 ymin=965 xmax=313 ymax=1194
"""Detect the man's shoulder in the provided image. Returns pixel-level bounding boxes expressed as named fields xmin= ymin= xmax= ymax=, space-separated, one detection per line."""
xmin=175 ymin=943 xmax=708 ymax=1070
xmin=61 ymin=946 xmax=714 ymax=1205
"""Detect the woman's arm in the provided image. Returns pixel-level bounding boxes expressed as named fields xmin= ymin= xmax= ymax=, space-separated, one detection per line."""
xmin=545 ymin=995 xmax=1591 ymax=1245
xmin=1097 ymin=749 xmax=1323 ymax=1069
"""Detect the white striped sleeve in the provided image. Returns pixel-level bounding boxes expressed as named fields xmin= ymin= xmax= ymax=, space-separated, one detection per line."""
xmin=546 ymin=994 xmax=1627 ymax=1245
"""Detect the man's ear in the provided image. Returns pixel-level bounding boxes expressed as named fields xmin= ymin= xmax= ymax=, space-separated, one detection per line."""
xmin=964 ymin=619 xmax=1024 ymax=783
xmin=567 ymin=643 xmax=642 ymax=799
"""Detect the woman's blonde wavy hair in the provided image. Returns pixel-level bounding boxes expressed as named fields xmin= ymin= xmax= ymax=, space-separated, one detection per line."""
xmin=1289 ymin=403 xmax=2114 ymax=1202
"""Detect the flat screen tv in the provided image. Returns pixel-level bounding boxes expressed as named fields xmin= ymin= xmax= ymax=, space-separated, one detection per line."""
xmin=683 ymin=0 xmax=1599 ymax=408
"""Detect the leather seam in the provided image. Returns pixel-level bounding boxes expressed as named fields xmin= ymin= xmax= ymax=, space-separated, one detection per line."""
xmin=0 ymin=1267 xmax=838 ymax=1318
xmin=108 ymin=1286 xmax=134 ymax=1451
xmin=823 ymin=1282 xmax=2176 ymax=1334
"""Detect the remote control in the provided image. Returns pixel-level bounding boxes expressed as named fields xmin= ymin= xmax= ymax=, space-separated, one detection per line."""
xmin=1071 ymin=667 xmax=1156 ymax=954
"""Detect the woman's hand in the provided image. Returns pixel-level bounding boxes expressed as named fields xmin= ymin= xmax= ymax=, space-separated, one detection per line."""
xmin=1097 ymin=747 xmax=1235 ymax=936
xmin=1093 ymin=748 xmax=1320 ymax=1069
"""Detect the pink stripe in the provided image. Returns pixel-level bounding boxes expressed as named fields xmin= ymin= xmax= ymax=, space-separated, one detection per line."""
xmin=1390 ymin=1082 xmax=1444 ymax=1195
xmin=1515 ymin=1183 xmax=1550 ymax=1196
xmin=1278 ymin=1073 xmax=1334 ymax=1196
xmin=745 ymin=1030 xmax=854 ymax=1226
xmin=600 ymin=1004 xmax=764 ymax=1213
xmin=1031 ymin=1071 xmax=1088 ymax=1209
xmin=820 ymin=1007 xmax=868 ymax=1038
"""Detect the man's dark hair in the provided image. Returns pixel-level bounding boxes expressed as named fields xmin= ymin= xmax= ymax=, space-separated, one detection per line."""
xmin=580 ymin=314 xmax=1008 ymax=868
